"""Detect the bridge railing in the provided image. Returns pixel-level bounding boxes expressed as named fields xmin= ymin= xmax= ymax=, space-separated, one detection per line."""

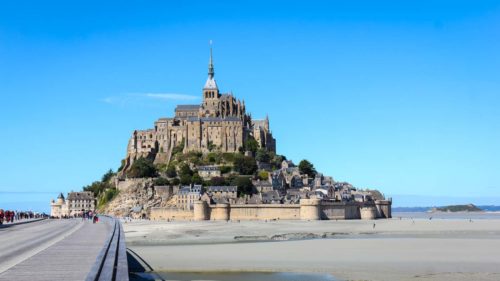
xmin=85 ymin=216 xmax=129 ymax=281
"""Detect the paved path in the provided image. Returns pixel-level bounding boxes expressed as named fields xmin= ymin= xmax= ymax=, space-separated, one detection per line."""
xmin=0 ymin=219 xmax=111 ymax=281
xmin=0 ymin=218 xmax=45 ymax=228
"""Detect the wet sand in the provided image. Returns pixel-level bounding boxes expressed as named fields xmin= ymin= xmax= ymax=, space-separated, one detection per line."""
xmin=124 ymin=216 xmax=500 ymax=281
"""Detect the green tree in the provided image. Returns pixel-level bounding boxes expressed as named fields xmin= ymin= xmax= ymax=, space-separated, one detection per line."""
xmin=244 ymin=136 xmax=259 ymax=154
xmin=117 ymin=159 xmax=126 ymax=172
xmin=298 ymin=159 xmax=317 ymax=178
xmin=166 ymin=165 xmax=177 ymax=178
xmin=234 ymin=156 xmax=258 ymax=175
xmin=180 ymin=174 xmax=192 ymax=185
xmin=210 ymin=176 xmax=227 ymax=186
xmin=191 ymin=173 xmax=204 ymax=185
xmin=272 ymin=154 xmax=286 ymax=168
xmin=101 ymin=169 xmax=115 ymax=183
xmin=208 ymin=141 xmax=216 ymax=152
xmin=126 ymin=157 xmax=157 ymax=178
xmin=255 ymin=148 xmax=270 ymax=163
xmin=171 ymin=178 xmax=181 ymax=186
xmin=178 ymin=163 xmax=193 ymax=177
xmin=83 ymin=181 xmax=110 ymax=196
xmin=154 ymin=177 xmax=170 ymax=186
xmin=231 ymin=176 xmax=255 ymax=196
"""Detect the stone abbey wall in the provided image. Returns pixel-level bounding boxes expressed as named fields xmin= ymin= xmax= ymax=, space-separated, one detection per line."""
xmin=150 ymin=199 xmax=392 ymax=221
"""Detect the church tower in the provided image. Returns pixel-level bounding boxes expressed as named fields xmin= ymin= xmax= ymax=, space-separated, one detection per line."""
xmin=202 ymin=43 xmax=220 ymax=117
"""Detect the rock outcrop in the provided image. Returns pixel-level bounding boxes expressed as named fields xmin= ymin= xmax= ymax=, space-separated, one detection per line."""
xmin=102 ymin=178 xmax=174 ymax=218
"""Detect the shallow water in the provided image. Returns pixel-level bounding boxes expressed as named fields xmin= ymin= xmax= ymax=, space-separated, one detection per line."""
xmin=393 ymin=211 xmax=500 ymax=220
xmin=131 ymin=271 xmax=337 ymax=281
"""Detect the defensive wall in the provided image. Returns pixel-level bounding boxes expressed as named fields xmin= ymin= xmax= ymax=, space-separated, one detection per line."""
xmin=150 ymin=199 xmax=392 ymax=221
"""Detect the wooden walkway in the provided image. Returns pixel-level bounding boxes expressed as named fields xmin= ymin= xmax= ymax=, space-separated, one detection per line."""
xmin=0 ymin=220 xmax=111 ymax=281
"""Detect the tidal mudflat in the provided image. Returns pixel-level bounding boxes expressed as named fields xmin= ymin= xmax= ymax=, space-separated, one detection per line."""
xmin=124 ymin=214 xmax=500 ymax=281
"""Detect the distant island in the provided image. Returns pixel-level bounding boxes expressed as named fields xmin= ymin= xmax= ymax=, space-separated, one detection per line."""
xmin=393 ymin=204 xmax=500 ymax=213
xmin=432 ymin=204 xmax=483 ymax=213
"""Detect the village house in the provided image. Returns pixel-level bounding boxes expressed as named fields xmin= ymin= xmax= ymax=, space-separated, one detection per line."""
xmin=206 ymin=186 xmax=238 ymax=203
xmin=177 ymin=185 xmax=202 ymax=210
xmin=197 ymin=165 xmax=221 ymax=180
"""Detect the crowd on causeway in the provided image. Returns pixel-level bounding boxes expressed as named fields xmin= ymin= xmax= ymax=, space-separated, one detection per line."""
xmin=0 ymin=209 xmax=48 ymax=225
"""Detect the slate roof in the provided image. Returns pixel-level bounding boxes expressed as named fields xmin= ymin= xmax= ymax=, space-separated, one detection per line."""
xmin=186 ymin=116 xmax=242 ymax=122
xmin=67 ymin=192 xmax=94 ymax=201
xmin=204 ymin=77 xmax=218 ymax=89
xmin=176 ymin=105 xmax=200 ymax=111
xmin=207 ymin=186 xmax=238 ymax=193
xmin=198 ymin=166 xmax=220 ymax=171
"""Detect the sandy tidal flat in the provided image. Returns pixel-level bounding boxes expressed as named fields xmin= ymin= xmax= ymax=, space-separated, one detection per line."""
xmin=124 ymin=216 xmax=500 ymax=281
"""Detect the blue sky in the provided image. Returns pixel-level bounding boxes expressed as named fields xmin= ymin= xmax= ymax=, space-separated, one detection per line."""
xmin=1 ymin=1 xmax=499 ymax=211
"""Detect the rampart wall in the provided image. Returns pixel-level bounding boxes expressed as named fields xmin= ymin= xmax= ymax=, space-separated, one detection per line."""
xmin=150 ymin=199 xmax=392 ymax=221
xmin=150 ymin=207 xmax=194 ymax=220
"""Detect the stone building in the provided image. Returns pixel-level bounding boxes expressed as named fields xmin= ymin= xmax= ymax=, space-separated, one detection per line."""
xmin=206 ymin=186 xmax=238 ymax=203
xmin=50 ymin=191 xmax=96 ymax=218
xmin=122 ymin=47 xmax=276 ymax=172
xmin=177 ymin=185 xmax=202 ymax=210
xmin=197 ymin=165 xmax=221 ymax=180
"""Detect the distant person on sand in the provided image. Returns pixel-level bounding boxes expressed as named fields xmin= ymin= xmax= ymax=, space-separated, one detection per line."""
xmin=373 ymin=223 xmax=376 ymax=229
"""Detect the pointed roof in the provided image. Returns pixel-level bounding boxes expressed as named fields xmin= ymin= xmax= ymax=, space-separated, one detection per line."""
xmin=57 ymin=192 xmax=64 ymax=200
xmin=204 ymin=42 xmax=218 ymax=90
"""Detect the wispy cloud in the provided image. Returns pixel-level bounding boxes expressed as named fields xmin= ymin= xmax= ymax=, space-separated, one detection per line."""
xmin=102 ymin=93 xmax=199 ymax=106
xmin=144 ymin=93 xmax=198 ymax=101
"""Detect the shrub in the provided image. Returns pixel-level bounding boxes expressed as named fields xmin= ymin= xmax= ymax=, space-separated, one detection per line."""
xmin=256 ymin=148 xmax=270 ymax=163
xmin=258 ymin=170 xmax=269 ymax=181
xmin=245 ymin=136 xmax=259 ymax=154
xmin=234 ymin=156 xmax=258 ymax=175
xmin=171 ymin=141 xmax=185 ymax=156
xmin=97 ymin=188 xmax=119 ymax=209
xmin=210 ymin=176 xmax=227 ymax=186
xmin=127 ymin=157 xmax=157 ymax=178
xmin=220 ymin=165 xmax=232 ymax=174
xmin=222 ymin=153 xmax=236 ymax=163
xmin=154 ymin=177 xmax=170 ymax=186
xmin=117 ymin=159 xmax=126 ymax=172
xmin=101 ymin=169 xmax=115 ymax=183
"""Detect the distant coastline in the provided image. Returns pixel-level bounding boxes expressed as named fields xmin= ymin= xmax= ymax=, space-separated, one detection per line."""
xmin=393 ymin=205 xmax=500 ymax=212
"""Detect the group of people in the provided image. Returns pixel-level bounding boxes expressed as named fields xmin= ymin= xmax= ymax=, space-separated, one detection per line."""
xmin=82 ymin=211 xmax=99 ymax=224
xmin=0 ymin=209 xmax=45 ymax=225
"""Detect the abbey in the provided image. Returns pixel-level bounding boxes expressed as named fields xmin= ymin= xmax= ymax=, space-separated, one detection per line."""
xmin=123 ymin=48 xmax=276 ymax=170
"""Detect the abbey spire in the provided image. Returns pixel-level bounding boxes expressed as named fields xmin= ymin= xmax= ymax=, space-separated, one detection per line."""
xmin=208 ymin=43 xmax=214 ymax=79
xmin=204 ymin=41 xmax=218 ymax=90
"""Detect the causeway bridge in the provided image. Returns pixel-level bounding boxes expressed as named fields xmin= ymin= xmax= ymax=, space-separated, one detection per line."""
xmin=0 ymin=217 xmax=128 ymax=281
